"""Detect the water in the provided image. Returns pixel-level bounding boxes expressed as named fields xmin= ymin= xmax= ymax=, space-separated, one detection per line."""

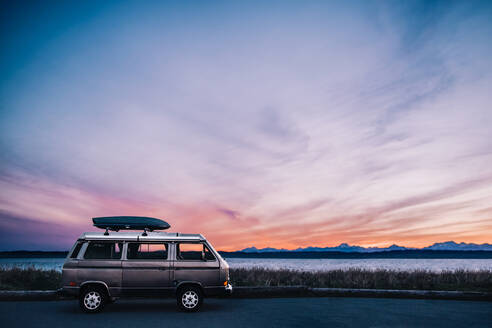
xmin=1 ymin=257 xmax=492 ymax=272
xmin=0 ymin=258 xmax=65 ymax=271
xmin=226 ymin=258 xmax=492 ymax=272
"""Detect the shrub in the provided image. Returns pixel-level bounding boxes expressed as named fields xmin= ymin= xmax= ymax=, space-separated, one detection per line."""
xmin=0 ymin=267 xmax=61 ymax=290
xmin=229 ymin=267 xmax=492 ymax=292
xmin=0 ymin=267 xmax=490 ymax=291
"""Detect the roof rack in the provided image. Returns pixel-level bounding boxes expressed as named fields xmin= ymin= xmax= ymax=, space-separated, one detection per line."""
xmin=92 ymin=216 xmax=171 ymax=236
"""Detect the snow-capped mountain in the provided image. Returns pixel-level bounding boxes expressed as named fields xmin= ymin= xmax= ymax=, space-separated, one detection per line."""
xmin=240 ymin=247 xmax=290 ymax=253
xmin=293 ymin=243 xmax=367 ymax=253
xmin=238 ymin=241 xmax=492 ymax=253
xmin=423 ymin=241 xmax=492 ymax=251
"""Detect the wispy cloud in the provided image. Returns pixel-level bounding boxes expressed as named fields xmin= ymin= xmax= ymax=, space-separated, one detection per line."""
xmin=1 ymin=0 xmax=491 ymax=250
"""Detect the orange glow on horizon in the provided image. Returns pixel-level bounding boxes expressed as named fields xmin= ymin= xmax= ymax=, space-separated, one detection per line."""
xmin=1 ymin=170 xmax=491 ymax=251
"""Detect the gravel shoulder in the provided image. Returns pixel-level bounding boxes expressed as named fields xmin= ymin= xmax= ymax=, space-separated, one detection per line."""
xmin=1 ymin=287 xmax=491 ymax=301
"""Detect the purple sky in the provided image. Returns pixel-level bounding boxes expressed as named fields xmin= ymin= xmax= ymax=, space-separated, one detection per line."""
xmin=1 ymin=0 xmax=492 ymax=251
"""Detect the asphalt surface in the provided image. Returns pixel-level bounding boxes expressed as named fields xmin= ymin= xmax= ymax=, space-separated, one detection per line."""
xmin=1 ymin=297 xmax=491 ymax=328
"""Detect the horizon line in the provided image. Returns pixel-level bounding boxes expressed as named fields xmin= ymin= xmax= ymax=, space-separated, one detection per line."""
xmin=1 ymin=240 xmax=491 ymax=253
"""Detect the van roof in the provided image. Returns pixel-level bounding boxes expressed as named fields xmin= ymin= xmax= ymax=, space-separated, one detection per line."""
xmin=79 ymin=231 xmax=205 ymax=242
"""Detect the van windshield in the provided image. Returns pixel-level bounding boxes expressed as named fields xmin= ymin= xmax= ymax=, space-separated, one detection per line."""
xmin=70 ymin=242 xmax=83 ymax=259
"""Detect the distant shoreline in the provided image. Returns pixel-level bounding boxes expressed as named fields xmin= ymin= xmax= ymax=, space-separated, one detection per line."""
xmin=2 ymin=250 xmax=492 ymax=259
xmin=221 ymin=250 xmax=492 ymax=259
xmin=0 ymin=251 xmax=68 ymax=258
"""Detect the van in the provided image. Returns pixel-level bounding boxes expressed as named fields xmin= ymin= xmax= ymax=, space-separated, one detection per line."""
xmin=62 ymin=217 xmax=232 ymax=312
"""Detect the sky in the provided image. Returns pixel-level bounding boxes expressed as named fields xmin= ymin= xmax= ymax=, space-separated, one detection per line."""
xmin=1 ymin=0 xmax=492 ymax=251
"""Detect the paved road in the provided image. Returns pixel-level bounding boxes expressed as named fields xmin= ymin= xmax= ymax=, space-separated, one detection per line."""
xmin=1 ymin=297 xmax=491 ymax=328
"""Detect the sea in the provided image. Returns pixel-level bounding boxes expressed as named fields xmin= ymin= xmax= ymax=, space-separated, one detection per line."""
xmin=1 ymin=257 xmax=492 ymax=272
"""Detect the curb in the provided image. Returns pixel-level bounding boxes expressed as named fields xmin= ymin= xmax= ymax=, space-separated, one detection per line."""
xmin=0 ymin=290 xmax=63 ymax=301
xmin=308 ymin=287 xmax=492 ymax=301
xmin=1 ymin=287 xmax=491 ymax=302
xmin=230 ymin=287 xmax=492 ymax=301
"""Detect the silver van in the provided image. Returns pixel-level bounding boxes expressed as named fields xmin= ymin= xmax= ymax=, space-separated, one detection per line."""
xmin=62 ymin=217 xmax=232 ymax=313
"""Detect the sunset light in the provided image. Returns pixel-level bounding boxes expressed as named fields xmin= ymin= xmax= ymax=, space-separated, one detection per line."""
xmin=1 ymin=1 xmax=492 ymax=251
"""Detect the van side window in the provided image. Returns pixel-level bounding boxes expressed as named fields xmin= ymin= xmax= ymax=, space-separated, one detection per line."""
xmin=70 ymin=242 xmax=84 ymax=259
xmin=177 ymin=243 xmax=216 ymax=261
xmin=84 ymin=242 xmax=122 ymax=260
xmin=127 ymin=243 xmax=168 ymax=260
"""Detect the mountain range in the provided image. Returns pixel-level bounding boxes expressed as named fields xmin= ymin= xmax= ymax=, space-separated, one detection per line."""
xmin=240 ymin=241 xmax=492 ymax=253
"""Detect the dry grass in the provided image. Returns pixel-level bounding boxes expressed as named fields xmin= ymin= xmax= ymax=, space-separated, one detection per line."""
xmin=0 ymin=267 xmax=61 ymax=290
xmin=1 ymin=267 xmax=491 ymax=291
xmin=230 ymin=267 xmax=492 ymax=292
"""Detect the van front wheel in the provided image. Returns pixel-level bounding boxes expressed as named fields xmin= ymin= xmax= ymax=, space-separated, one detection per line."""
xmin=79 ymin=286 xmax=107 ymax=313
xmin=177 ymin=286 xmax=203 ymax=312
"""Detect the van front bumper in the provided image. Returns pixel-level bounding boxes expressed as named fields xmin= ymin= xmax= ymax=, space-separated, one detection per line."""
xmin=204 ymin=284 xmax=233 ymax=297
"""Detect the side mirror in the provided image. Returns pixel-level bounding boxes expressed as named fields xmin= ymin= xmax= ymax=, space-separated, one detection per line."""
xmin=201 ymin=251 xmax=205 ymax=261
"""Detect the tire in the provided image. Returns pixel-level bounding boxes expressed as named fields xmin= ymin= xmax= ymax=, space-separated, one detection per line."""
xmin=79 ymin=286 xmax=107 ymax=313
xmin=177 ymin=286 xmax=203 ymax=312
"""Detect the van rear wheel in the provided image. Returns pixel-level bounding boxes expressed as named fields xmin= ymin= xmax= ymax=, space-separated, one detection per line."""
xmin=177 ymin=286 xmax=203 ymax=312
xmin=79 ymin=286 xmax=107 ymax=313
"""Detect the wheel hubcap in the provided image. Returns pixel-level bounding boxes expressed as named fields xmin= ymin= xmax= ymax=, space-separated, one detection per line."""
xmin=181 ymin=291 xmax=198 ymax=309
xmin=84 ymin=291 xmax=101 ymax=310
